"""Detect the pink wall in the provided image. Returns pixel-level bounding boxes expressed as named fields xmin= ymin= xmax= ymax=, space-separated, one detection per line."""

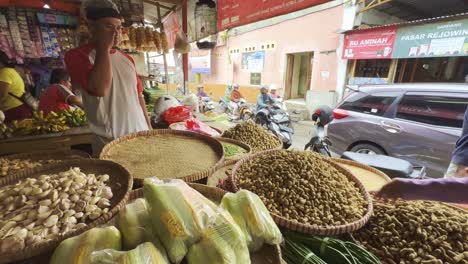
xmin=202 ymin=4 xmax=343 ymax=93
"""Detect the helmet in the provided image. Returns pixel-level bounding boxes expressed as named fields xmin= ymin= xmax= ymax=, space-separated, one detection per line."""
xmin=196 ymin=84 xmax=203 ymax=89
xmin=260 ymin=85 xmax=268 ymax=92
xmin=312 ymin=105 xmax=333 ymax=125
xmin=232 ymin=83 xmax=239 ymax=89
xmin=270 ymin=84 xmax=278 ymax=91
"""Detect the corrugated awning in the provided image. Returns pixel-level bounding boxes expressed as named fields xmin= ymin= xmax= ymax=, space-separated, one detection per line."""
xmin=345 ymin=12 xmax=468 ymax=33
xmin=359 ymin=0 xmax=468 ymax=21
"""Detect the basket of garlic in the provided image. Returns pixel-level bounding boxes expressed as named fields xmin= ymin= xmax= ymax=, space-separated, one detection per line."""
xmin=0 ymin=159 xmax=133 ymax=263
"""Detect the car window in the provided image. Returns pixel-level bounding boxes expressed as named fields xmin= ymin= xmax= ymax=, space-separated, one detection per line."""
xmin=396 ymin=94 xmax=468 ymax=128
xmin=339 ymin=92 xmax=398 ymax=116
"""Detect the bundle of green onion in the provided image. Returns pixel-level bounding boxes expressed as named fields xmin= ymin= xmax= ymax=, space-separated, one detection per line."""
xmin=282 ymin=231 xmax=381 ymax=264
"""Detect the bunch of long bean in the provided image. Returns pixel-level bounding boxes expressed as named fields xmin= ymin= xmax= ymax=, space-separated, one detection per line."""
xmin=283 ymin=231 xmax=381 ymax=264
xmin=282 ymin=238 xmax=327 ymax=264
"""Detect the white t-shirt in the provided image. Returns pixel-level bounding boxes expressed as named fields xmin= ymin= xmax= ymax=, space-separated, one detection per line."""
xmin=65 ymin=44 xmax=149 ymax=139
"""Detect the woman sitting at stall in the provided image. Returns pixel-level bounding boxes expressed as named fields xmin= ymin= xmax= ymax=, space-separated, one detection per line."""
xmin=39 ymin=68 xmax=83 ymax=114
xmin=0 ymin=50 xmax=33 ymax=123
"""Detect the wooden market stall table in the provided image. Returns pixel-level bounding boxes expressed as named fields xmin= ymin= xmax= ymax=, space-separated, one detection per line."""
xmin=0 ymin=126 xmax=93 ymax=155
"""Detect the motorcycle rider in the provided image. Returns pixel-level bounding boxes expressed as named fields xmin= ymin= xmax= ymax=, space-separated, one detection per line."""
xmin=229 ymin=83 xmax=244 ymax=113
xmin=257 ymin=85 xmax=275 ymax=110
xmin=196 ymin=84 xmax=207 ymax=98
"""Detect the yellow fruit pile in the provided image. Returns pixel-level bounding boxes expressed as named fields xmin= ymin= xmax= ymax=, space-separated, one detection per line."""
xmin=61 ymin=108 xmax=87 ymax=127
xmin=11 ymin=111 xmax=70 ymax=136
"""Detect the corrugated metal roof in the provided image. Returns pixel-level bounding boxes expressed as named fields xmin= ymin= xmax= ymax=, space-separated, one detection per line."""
xmin=374 ymin=0 xmax=468 ymax=21
xmin=346 ymin=12 xmax=468 ymax=33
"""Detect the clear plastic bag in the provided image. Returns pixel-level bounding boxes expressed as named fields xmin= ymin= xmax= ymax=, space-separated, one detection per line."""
xmin=90 ymin=242 xmax=168 ymax=264
xmin=143 ymin=178 xmax=250 ymax=264
xmin=221 ymin=190 xmax=283 ymax=252
xmin=116 ymin=198 xmax=169 ymax=262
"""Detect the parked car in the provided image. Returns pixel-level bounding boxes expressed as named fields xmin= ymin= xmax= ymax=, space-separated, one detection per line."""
xmin=326 ymin=83 xmax=468 ymax=178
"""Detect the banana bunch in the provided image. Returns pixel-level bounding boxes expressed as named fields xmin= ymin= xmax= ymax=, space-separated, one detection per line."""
xmin=10 ymin=111 xmax=70 ymax=136
xmin=59 ymin=109 xmax=87 ymax=127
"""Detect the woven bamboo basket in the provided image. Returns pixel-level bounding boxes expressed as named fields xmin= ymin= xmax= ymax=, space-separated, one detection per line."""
xmin=0 ymin=160 xmax=132 ymax=264
xmin=129 ymin=184 xmax=283 ymax=264
xmin=214 ymin=137 xmax=252 ymax=165
xmin=228 ymin=149 xmax=374 ymax=236
xmin=100 ymin=130 xmax=224 ymax=186
xmin=332 ymin=158 xmax=391 ymax=192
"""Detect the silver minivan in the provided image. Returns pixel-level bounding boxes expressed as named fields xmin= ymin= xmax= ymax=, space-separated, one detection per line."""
xmin=326 ymin=83 xmax=468 ymax=178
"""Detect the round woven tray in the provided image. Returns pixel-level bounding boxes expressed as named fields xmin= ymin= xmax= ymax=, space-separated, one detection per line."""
xmin=229 ymin=150 xmax=374 ymax=236
xmin=214 ymin=137 xmax=252 ymax=164
xmin=332 ymin=158 xmax=391 ymax=192
xmin=0 ymin=160 xmax=132 ymax=264
xmin=100 ymin=130 xmax=224 ymax=185
xmin=208 ymin=163 xmax=235 ymax=187
xmin=129 ymin=184 xmax=283 ymax=264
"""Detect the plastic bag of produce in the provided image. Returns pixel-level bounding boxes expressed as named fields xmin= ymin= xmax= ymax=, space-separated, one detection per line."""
xmin=143 ymin=178 xmax=219 ymax=263
xmin=187 ymin=208 xmax=250 ymax=264
xmin=163 ymin=106 xmax=193 ymax=124
xmin=90 ymin=242 xmax=169 ymax=264
xmin=116 ymin=198 xmax=167 ymax=259
xmin=50 ymin=226 xmax=121 ymax=264
xmin=221 ymin=190 xmax=283 ymax=252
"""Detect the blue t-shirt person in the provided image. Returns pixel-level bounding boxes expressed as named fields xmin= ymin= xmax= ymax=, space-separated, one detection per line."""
xmin=446 ymin=107 xmax=468 ymax=177
xmin=452 ymin=107 xmax=468 ymax=166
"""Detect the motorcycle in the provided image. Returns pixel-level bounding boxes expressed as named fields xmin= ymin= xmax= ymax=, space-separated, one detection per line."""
xmin=199 ymin=96 xmax=215 ymax=113
xmin=305 ymin=106 xmax=426 ymax=179
xmin=256 ymin=100 xmax=294 ymax=149
xmin=219 ymin=98 xmax=254 ymax=121
xmin=304 ymin=106 xmax=333 ymax=156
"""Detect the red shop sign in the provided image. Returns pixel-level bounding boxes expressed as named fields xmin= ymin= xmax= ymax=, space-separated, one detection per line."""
xmin=217 ymin=0 xmax=330 ymax=31
xmin=342 ymin=26 xmax=397 ymax=60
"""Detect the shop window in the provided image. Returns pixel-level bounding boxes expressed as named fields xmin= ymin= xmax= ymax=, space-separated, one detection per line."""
xmin=339 ymin=92 xmax=398 ymax=116
xmin=250 ymin=73 xmax=261 ymax=85
xmin=355 ymin=59 xmax=391 ymax=78
xmin=396 ymin=94 xmax=468 ymax=128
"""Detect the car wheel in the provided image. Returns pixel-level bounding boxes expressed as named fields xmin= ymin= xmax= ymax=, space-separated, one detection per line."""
xmin=350 ymin=144 xmax=385 ymax=155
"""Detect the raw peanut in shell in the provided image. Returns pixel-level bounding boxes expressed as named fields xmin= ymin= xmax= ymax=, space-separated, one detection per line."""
xmin=352 ymin=199 xmax=468 ymax=263
xmin=235 ymin=150 xmax=368 ymax=226
xmin=222 ymin=121 xmax=280 ymax=152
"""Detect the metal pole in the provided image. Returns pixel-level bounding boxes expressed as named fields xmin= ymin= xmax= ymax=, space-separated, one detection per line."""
xmin=182 ymin=0 xmax=188 ymax=95
xmin=157 ymin=2 xmax=170 ymax=95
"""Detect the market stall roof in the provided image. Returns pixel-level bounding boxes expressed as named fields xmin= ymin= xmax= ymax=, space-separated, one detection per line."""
xmin=358 ymin=0 xmax=468 ymax=21
xmin=346 ymin=12 xmax=468 ymax=32
xmin=143 ymin=0 xmax=179 ymax=24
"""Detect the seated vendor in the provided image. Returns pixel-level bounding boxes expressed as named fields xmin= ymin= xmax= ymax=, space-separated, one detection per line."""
xmin=39 ymin=69 xmax=83 ymax=114
xmin=0 ymin=50 xmax=33 ymax=123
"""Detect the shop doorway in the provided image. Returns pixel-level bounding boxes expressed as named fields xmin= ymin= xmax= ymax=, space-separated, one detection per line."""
xmin=284 ymin=52 xmax=313 ymax=100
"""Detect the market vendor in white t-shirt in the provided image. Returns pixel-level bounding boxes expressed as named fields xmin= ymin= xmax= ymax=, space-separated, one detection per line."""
xmin=65 ymin=1 xmax=151 ymax=155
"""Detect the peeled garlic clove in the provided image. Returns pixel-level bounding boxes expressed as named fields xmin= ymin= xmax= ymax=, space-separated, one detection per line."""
xmin=38 ymin=206 xmax=50 ymax=214
xmin=16 ymin=228 xmax=28 ymax=240
xmin=65 ymin=216 xmax=77 ymax=224
xmin=70 ymin=194 xmax=80 ymax=203
xmin=74 ymin=212 xmax=84 ymax=219
xmin=85 ymin=204 xmax=97 ymax=213
xmin=39 ymin=199 xmax=52 ymax=207
xmin=49 ymin=225 xmax=60 ymax=234
xmin=64 ymin=209 xmax=76 ymax=218
xmin=97 ymin=198 xmax=111 ymax=209
xmin=88 ymin=211 xmax=101 ymax=220
xmin=26 ymin=223 xmax=35 ymax=231
xmin=90 ymin=197 xmax=100 ymax=205
xmin=44 ymin=215 xmax=58 ymax=227
xmin=1 ymin=236 xmax=25 ymax=253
